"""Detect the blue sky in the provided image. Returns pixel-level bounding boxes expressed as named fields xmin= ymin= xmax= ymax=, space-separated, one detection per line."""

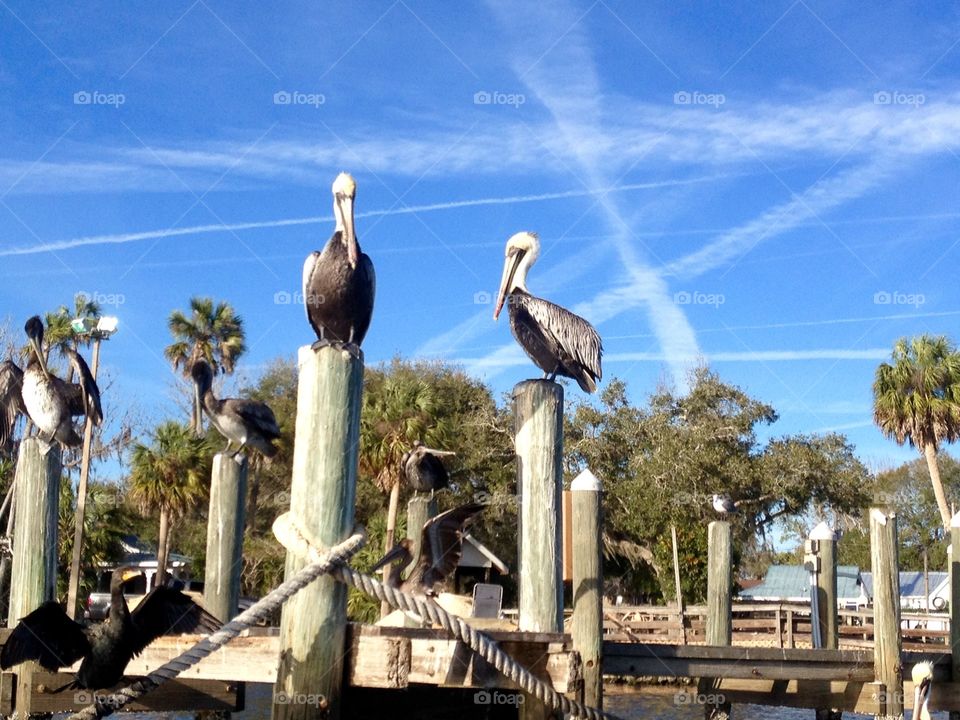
xmin=2 ymin=1 xmax=960 ymax=475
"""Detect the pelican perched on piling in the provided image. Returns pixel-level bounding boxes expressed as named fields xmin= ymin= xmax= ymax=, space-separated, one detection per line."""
xmin=912 ymin=661 xmax=933 ymax=720
xmin=402 ymin=440 xmax=456 ymax=496
xmin=0 ymin=360 xmax=25 ymax=455
xmin=191 ymin=360 xmax=281 ymax=458
xmin=371 ymin=503 xmax=484 ymax=596
xmin=302 ymin=172 xmax=376 ymax=354
xmin=493 ymin=232 xmax=602 ymax=393
xmin=1 ymin=567 xmax=219 ymax=690
xmin=20 ymin=316 xmax=102 ymax=451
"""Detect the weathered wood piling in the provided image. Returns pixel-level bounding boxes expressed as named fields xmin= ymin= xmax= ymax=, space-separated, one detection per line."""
xmin=513 ymin=379 xmax=563 ymax=720
xmin=705 ymin=520 xmax=733 ymax=720
xmin=571 ymin=468 xmax=603 ymax=710
xmin=809 ymin=521 xmax=841 ymax=720
xmin=951 ymin=512 xmax=960 ymax=720
xmin=204 ymin=453 xmax=248 ymax=622
xmin=8 ymin=438 xmax=61 ymax=717
xmin=274 ymin=345 xmax=363 ymax=720
xmin=405 ymin=495 xmax=435 ymax=576
xmin=869 ymin=508 xmax=902 ymax=720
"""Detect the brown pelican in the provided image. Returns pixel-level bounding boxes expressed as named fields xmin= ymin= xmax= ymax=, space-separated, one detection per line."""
xmin=191 ymin=360 xmax=280 ymax=458
xmin=302 ymin=172 xmax=376 ymax=354
xmin=1 ymin=566 xmax=219 ymax=690
xmin=493 ymin=232 xmax=602 ymax=393
xmin=0 ymin=360 xmax=25 ymax=455
xmin=21 ymin=315 xmax=102 ymax=451
xmin=402 ymin=440 xmax=456 ymax=496
xmin=912 ymin=661 xmax=933 ymax=720
xmin=371 ymin=503 xmax=483 ymax=596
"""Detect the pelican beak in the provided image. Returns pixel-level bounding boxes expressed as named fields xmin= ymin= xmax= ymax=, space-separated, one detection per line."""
xmin=370 ymin=544 xmax=408 ymax=573
xmin=916 ymin=676 xmax=931 ymax=719
xmin=338 ymin=193 xmax=357 ymax=268
xmin=121 ymin=568 xmax=140 ymax=583
xmin=29 ymin=337 xmax=50 ymax=379
xmin=422 ymin=447 xmax=456 ymax=457
xmin=493 ymin=249 xmax=523 ymax=320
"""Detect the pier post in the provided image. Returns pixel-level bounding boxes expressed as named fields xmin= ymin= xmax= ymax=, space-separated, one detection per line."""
xmin=405 ymin=495 xmax=436 ymax=577
xmin=704 ymin=520 xmax=732 ymax=720
xmin=571 ymin=469 xmax=603 ymax=710
xmin=809 ymin=521 xmax=841 ymax=720
xmin=869 ymin=508 xmax=902 ymax=720
xmin=949 ymin=513 xmax=960 ymax=720
xmin=513 ymin=379 xmax=563 ymax=720
xmin=274 ymin=346 xmax=363 ymax=720
xmin=8 ymin=438 xmax=61 ymax=718
xmin=204 ymin=453 xmax=248 ymax=623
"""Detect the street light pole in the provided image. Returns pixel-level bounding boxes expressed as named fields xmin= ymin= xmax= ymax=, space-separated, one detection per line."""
xmin=65 ymin=315 xmax=118 ymax=620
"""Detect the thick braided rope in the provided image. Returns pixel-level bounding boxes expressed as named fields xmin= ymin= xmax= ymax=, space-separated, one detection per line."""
xmin=65 ymin=529 xmax=367 ymax=720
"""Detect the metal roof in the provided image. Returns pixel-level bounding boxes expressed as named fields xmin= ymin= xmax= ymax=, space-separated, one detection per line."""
xmin=860 ymin=571 xmax=949 ymax=599
xmin=739 ymin=564 xmax=866 ymax=601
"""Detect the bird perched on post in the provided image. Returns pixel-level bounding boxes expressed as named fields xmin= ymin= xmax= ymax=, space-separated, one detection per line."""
xmin=19 ymin=315 xmax=102 ymax=452
xmin=493 ymin=231 xmax=602 ymax=393
xmin=712 ymin=494 xmax=738 ymax=515
xmin=402 ymin=440 xmax=456 ymax=497
xmin=371 ymin=503 xmax=484 ymax=596
xmin=191 ymin=359 xmax=281 ymax=459
xmin=1 ymin=567 xmax=219 ymax=690
xmin=302 ymin=172 xmax=376 ymax=355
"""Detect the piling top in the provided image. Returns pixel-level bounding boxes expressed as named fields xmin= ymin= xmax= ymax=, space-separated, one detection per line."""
xmin=870 ymin=507 xmax=894 ymax=524
xmin=808 ymin=520 xmax=836 ymax=541
xmin=951 ymin=511 xmax=960 ymax=528
xmin=571 ymin=468 xmax=602 ymax=492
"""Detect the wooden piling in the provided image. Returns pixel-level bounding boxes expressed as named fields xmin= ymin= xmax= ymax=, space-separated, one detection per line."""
xmin=949 ymin=512 xmax=960 ymax=720
xmin=809 ymin=521 xmax=841 ymax=720
xmin=513 ymin=379 xmax=563 ymax=720
xmin=8 ymin=438 xmax=61 ymax=718
xmin=273 ymin=346 xmax=363 ymax=720
xmin=869 ymin=508 xmax=902 ymax=720
xmin=571 ymin=469 xmax=603 ymax=710
xmin=704 ymin=520 xmax=732 ymax=720
xmin=405 ymin=495 xmax=436 ymax=577
xmin=204 ymin=453 xmax=248 ymax=623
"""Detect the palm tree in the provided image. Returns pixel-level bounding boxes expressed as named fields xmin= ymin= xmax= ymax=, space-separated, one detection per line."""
xmin=128 ymin=422 xmax=211 ymax=586
xmin=44 ymin=293 xmax=102 ymax=361
xmin=873 ymin=335 xmax=960 ymax=530
xmin=164 ymin=297 xmax=246 ymax=433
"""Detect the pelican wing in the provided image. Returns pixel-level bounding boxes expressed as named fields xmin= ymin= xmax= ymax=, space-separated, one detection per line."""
xmin=0 ymin=360 xmax=24 ymax=451
xmin=353 ymin=252 xmax=376 ymax=344
xmin=515 ymin=294 xmax=603 ymax=392
xmin=64 ymin=349 xmax=102 ymax=426
xmin=233 ymin=399 xmax=281 ymax=440
xmin=130 ymin=587 xmax=220 ymax=656
xmin=0 ymin=601 xmax=89 ymax=671
xmin=421 ymin=503 xmax=484 ymax=582
xmin=302 ymin=250 xmax=319 ymax=326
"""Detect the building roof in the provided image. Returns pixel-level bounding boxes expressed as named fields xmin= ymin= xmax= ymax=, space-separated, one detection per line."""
xmin=739 ymin=564 xmax=866 ymax=601
xmin=460 ymin=534 xmax=510 ymax=574
xmin=860 ymin=571 xmax=949 ymax=599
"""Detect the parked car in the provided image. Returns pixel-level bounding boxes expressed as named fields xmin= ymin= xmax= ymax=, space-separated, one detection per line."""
xmin=84 ymin=573 xmax=203 ymax=621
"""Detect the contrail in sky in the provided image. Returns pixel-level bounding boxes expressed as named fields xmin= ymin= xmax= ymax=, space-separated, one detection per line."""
xmin=0 ymin=174 xmax=729 ymax=258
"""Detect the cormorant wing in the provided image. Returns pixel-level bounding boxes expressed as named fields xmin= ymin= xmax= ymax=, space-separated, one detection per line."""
xmin=518 ymin=296 xmax=603 ymax=392
xmin=421 ymin=503 xmax=484 ymax=582
xmin=0 ymin=360 xmax=25 ymax=452
xmin=233 ymin=399 xmax=281 ymax=440
xmin=129 ymin=587 xmax=220 ymax=656
xmin=64 ymin=349 xmax=102 ymax=426
xmin=0 ymin=601 xmax=89 ymax=671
